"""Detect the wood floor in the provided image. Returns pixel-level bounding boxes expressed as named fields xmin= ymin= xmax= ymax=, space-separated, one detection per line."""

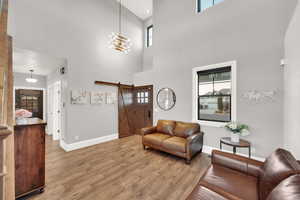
xmin=28 ymin=135 xmax=211 ymax=200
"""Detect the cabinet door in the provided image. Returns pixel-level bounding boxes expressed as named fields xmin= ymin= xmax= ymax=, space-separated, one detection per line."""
xmin=15 ymin=125 xmax=45 ymax=197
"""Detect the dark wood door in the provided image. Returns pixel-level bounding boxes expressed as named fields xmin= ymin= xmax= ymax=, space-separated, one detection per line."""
xmin=118 ymin=85 xmax=153 ymax=138
xmin=132 ymin=85 xmax=153 ymax=135
xmin=15 ymin=89 xmax=43 ymax=119
xmin=118 ymin=86 xmax=135 ymax=138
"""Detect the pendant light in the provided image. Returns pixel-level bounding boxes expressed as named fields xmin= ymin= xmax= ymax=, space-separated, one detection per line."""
xmin=26 ymin=70 xmax=38 ymax=83
xmin=108 ymin=0 xmax=132 ymax=54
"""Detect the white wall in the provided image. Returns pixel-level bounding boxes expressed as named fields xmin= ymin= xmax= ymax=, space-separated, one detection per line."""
xmin=14 ymin=72 xmax=47 ymax=89
xmin=8 ymin=0 xmax=144 ymax=144
xmin=134 ymin=0 xmax=297 ymax=158
xmin=284 ymin=0 xmax=300 ymax=159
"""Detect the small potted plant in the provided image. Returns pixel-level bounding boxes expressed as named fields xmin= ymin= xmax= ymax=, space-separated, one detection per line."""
xmin=225 ymin=122 xmax=250 ymax=143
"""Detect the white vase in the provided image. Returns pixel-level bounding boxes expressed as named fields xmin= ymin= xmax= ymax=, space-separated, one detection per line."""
xmin=230 ymin=133 xmax=240 ymax=143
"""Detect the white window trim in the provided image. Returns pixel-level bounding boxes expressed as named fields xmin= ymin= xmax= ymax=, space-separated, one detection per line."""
xmin=192 ymin=61 xmax=237 ymax=127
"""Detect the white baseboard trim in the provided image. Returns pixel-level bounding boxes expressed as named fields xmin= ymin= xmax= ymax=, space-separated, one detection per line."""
xmin=60 ymin=134 xmax=119 ymax=152
xmin=203 ymin=145 xmax=265 ymax=162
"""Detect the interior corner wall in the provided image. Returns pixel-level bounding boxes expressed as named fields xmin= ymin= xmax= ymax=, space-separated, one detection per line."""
xmin=8 ymin=0 xmax=144 ymax=144
xmin=134 ymin=0 xmax=297 ymax=158
xmin=284 ymin=0 xmax=300 ymax=159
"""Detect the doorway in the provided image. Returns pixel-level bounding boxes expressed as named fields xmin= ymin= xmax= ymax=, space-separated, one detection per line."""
xmin=118 ymin=85 xmax=153 ymax=138
xmin=47 ymin=81 xmax=62 ymax=141
xmin=14 ymin=88 xmax=46 ymax=120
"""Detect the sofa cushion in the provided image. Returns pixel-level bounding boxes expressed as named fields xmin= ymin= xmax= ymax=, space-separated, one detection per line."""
xmin=174 ymin=121 xmax=200 ymax=138
xmin=162 ymin=137 xmax=186 ymax=153
xmin=143 ymin=133 xmax=171 ymax=146
xmin=266 ymin=174 xmax=300 ymax=200
xmin=259 ymin=149 xmax=300 ymax=200
xmin=157 ymin=120 xmax=176 ymax=135
xmin=186 ymin=185 xmax=229 ymax=200
xmin=200 ymin=165 xmax=259 ymax=200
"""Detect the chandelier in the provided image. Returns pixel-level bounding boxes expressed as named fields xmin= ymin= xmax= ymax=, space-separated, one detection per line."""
xmin=109 ymin=0 xmax=132 ymax=54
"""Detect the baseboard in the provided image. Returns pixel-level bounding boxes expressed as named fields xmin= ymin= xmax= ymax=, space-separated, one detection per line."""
xmin=203 ymin=145 xmax=265 ymax=162
xmin=60 ymin=134 xmax=119 ymax=152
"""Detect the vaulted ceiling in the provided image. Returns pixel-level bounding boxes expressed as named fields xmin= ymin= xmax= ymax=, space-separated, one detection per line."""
xmin=119 ymin=0 xmax=152 ymax=20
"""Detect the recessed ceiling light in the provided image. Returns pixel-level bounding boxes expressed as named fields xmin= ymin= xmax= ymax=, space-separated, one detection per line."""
xmin=146 ymin=9 xmax=150 ymax=14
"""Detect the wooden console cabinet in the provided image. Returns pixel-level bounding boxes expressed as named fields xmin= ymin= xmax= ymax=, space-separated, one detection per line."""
xmin=14 ymin=118 xmax=46 ymax=199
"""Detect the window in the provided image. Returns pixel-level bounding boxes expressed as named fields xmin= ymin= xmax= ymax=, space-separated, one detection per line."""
xmin=197 ymin=0 xmax=224 ymax=12
xmin=193 ymin=61 xmax=236 ymax=126
xmin=146 ymin=25 xmax=153 ymax=47
xmin=137 ymin=91 xmax=149 ymax=104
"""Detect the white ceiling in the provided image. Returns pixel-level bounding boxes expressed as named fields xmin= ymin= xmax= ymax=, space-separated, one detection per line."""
xmin=13 ymin=48 xmax=66 ymax=76
xmin=119 ymin=0 xmax=153 ymax=20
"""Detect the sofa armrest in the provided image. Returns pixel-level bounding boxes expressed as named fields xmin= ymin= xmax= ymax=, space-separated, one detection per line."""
xmin=141 ymin=126 xmax=157 ymax=136
xmin=187 ymin=131 xmax=204 ymax=144
xmin=212 ymin=150 xmax=264 ymax=177
xmin=186 ymin=132 xmax=204 ymax=160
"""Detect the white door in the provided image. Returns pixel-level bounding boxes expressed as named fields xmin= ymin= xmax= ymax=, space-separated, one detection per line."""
xmin=47 ymin=81 xmax=62 ymax=141
xmin=53 ymin=81 xmax=62 ymax=141
xmin=47 ymin=85 xmax=54 ymax=135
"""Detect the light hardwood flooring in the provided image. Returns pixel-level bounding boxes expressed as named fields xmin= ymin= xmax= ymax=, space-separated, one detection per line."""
xmin=29 ymin=135 xmax=211 ymax=200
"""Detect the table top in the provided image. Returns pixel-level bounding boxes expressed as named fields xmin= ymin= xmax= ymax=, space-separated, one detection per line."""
xmin=220 ymin=137 xmax=251 ymax=147
xmin=14 ymin=118 xmax=47 ymax=127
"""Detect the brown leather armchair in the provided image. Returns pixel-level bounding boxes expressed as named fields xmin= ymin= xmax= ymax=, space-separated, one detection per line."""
xmin=141 ymin=120 xmax=204 ymax=164
xmin=186 ymin=149 xmax=300 ymax=200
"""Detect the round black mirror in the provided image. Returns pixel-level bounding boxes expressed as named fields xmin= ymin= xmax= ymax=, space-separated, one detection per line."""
xmin=157 ymin=88 xmax=176 ymax=111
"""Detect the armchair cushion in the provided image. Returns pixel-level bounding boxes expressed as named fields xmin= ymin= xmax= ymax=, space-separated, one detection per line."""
xmin=259 ymin=149 xmax=300 ymax=200
xmin=266 ymin=174 xmax=300 ymax=200
xmin=157 ymin=120 xmax=176 ymax=135
xmin=186 ymin=185 xmax=228 ymax=200
xmin=162 ymin=137 xmax=186 ymax=153
xmin=200 ymin=165 xmax=259 ymax=200
xmin=143 ymin=133 xmax=171 ymax=146
xmin=174 ymin=121 xmax=200 ymax=138
xmin=212 ymin=150 xmax=263 ymax=177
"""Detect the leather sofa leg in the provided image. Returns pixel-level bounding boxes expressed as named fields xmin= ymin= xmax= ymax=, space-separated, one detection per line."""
xmin=186 ymin=159 xmax=191 ymax=164
xmin=143 ymin=144 xmax=146 ymax=150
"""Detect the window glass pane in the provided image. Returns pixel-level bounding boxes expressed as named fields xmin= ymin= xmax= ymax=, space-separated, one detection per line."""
xmin=147 ymin=26 xmax=153 ymax=47
xmin=145 ymin=98 xmax=149 ymax=103
xmin=140 ymin=92 xmax=144 ymax=97
xmin=137 ymin=98 xmax=141 ymax=103
xmin=141 ymin=98 xmax=145 ymax=103
xmin=198 ymin=0 xmax=224 ymax=12
xmin=198 ymin=83 xmax=214 ymax=96
xmin=214 ymin=0 xmax=224 ymax=4
xmin=137 ymin=92 xmax=140 ymax=97
xmin=214 ymin=81 xmax=231 ymax=95
xmin=199 ymin=96 xmax=231 ymax=122
xmin=145 ymin=92 xmax=148 ymax=97
xmin=200 ymin=0 xmax=213 ymax=12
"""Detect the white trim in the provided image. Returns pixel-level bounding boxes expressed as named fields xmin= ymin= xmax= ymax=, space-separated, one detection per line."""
xmin=202 ymin=145 xmax=265 ymax=162
xmin=59 ymin=134 xmax=119 ymax=152
xmin=192 ymin=61 xmax=237 ymax=127
xmin=14 ymin=86 xmax=47 ymax=121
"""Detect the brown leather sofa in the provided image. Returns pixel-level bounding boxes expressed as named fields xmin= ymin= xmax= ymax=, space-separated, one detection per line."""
xmin=186 ymin=149 xmax=300 ymax=200
xmin=141 ymin=120 xmax=204 ymax=164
